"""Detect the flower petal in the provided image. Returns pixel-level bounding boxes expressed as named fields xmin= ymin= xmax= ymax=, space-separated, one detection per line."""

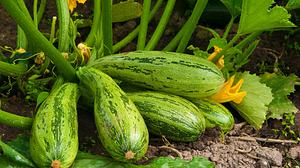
xmin=68 ymin=0 xmax=77 ymax=12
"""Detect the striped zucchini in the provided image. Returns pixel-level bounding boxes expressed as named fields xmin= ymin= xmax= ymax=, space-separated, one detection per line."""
xmin=30 ymin=83 xmax=79 ymax=168
xmin=191 ymin=99 xmax=234 ymax=133
xmin=76 ymin=67 xmax=149 ymax=162
xmin=89 ymin=51 xmax=225 ymax=98
xmin=128 ymin=91 xmax=206 ymax=142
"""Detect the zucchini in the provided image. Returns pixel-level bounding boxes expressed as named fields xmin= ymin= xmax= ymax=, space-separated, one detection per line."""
xmin=89 ymin=51 xmax=225 ymax=98
xmin=191 ymin=99 xmax=234 ymax=133
xmin=76 ymin=67 xmax=149 ymax=162
xmin=30 ymin=83 xmax=79 ymax=168
xmin=128 ymin=91 xmax=206 ymax=142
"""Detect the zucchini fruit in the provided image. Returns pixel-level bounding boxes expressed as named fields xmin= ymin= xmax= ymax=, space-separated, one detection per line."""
xmin=90 ymin=51 xmax=225 ymax=98
xmin=191 ymin=99 xmax=234 ymax=133
xmin=77 ymin=67 xmax=149 ymax=162
xmin=30 ymin=83 xmax=79 ymax=168
xmin=128 ymin=91 xmax=206 ymax=142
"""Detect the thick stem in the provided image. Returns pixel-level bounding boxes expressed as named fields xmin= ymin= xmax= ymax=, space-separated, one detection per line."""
xmin=145 ymin=0 xmax=176 ymax=51
xmin=0 ymin=0 xmax=76 ymax=81
xmin=102 ymin=0 xmax=113 ymax=55
xmin=0 ymin=109 xmax=33 ymax=129
xmin=16 ymin=0 xmax=33 ymax=49
xmin=37 ymin=0 xmax=47 ymax=24
xmin=33 ymin=0 xmax=38 ymax=27
xmin=137 ymin=0 xmax=151 ymax=50
xmin=0 ymin=61 xmax=27 ymax=77
xmin=112 ymin=0 xmax=163 ymax=53
xmin=85 ymin=0 xmax=101 ymax=47
xmin=176 ymin=0 xmax=208 ymax=53
xmin=56 ymin=0 xmax=70 ymax=52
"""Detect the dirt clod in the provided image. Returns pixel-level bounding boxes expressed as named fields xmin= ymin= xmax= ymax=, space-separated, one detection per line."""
xmin=289 ymin=146 xmax=300 ymax=160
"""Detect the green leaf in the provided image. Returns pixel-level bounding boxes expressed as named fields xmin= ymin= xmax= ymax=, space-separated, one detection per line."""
xmin=0 ymin=138 xmax=35 ymax=167
xmin=187 ymin=45 xmax=208 ymax=59
xmin=238 ymin=0 xmax=296 ymax=35
xmin=286 ymin=0 xmax=300 ymax=10
xmin=73 ymin=151 xmax=214 ymax=168
xmin=230 ymin=72 xmax=273 ymax=129
xmin=207 ymin=38 xmax=227 ymax=51
xmin=0 ymin=156 xmax=31 ymax=168
xmin=260 ymin=73 xmax=298 ymax=119
xmin=36 ymin=91 xmax=49 ymax=108
xmin=220 ymin=0 xmax=242 ymax=17
xmin=112 ymin=1 xmax=142 ymax=22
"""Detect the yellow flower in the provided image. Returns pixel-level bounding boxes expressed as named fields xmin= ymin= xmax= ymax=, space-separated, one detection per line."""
xmin=207 ymin=46 xmax=224 ymax=69
xmin=68 ymin=0 xmax=87 ymax=12
xmin=210 ymin=75 xmax=247 ymax=104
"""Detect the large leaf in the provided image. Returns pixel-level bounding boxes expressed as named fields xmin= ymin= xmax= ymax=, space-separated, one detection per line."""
xmin=73 ymin=153 xmax=214 ymax=168
xmin=238 ymin=0 xmax=296 ymax=35
xmin=230 ymin=72 xmax=273 ymax=129
xmin=0 ymin=138 xmax=35 ymax=167
xmin=260 ymin=73 xmax=298 ymax=119
xmin=220 ymin=0 xmax=242 ymax=17
xmin=3 ymin=136 xmax=214 ymax=168
xmin=286 ymin=0 xmax=300 ymax=10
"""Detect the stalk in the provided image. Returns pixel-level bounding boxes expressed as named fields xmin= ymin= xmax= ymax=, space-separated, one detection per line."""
xmin=56 ymin=0 xmax=70 ymax=52
xmin=145 ymin=0 xmax=176 ymax=51
xmin=16 ymin=0 xmax=33 ymax=49
xmin=235 ymin=31 xmax=263 ymax=50
xmin=33 ymin=0 xmax=38 ymax=27
xmin=112 ymin=0 xmax=163 ymax=53
xmin=176 ymin=0 xmax=208 ymax=53
xmin=137 ymin=0 xmax=151 ymax=50
xmin=222 ymin=16 xmax=235 ymax=40
xmin=37 ymin=0 xmax=47 ymax=24
xmin=0 ymin=0 xmax=76 ymax=81
xmin=85 ymin=0 xmax=101 ymax=47
xmin=0 ymin=61 xmax=27 ymax=77
xmin=0 ymin=109 xmax=33 ymax=129
xmin=102 ymin=0 xmax=113 ymax=55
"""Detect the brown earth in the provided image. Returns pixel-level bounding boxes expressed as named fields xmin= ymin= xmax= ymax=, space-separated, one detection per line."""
xmin=1 ymin=1 xmax=300 ymax=167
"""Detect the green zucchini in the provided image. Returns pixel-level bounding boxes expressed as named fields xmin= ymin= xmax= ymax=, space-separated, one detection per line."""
xmin=30 ymin=83 xmax=79 ymax=168
xmin=128 ymin=91 xmax=206 ymax=142
xmin=191 ymin=99 xmax=234 ymax=133
xmin=89 ymin=51 xmax=225 ymax=98
xmin=76 ymin=67 xmax=149 ymax=162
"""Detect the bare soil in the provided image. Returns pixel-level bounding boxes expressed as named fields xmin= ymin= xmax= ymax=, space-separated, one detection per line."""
xmin=1 ymin=2 xmax=300 ymax=167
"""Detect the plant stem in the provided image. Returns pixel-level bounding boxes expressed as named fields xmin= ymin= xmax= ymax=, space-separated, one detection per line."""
xmin=37 ymin=0 xmax=47 ymax=24
xmin=16 ymin=0 xmax=33 ymax=49
xmin=145 ymin=0 xmax=176 ymax=51
xmin=56 ymin=0 xmax=70 ymax=52
xmin=0 ymin=109 xmax=32 ymax=129
xmin=102 ymin=0 xmax=113 ymax=55
xmin=0 ymin=0 xmax=76 ymax=81
xmin=295 ymin=82 xmax=300 ymax=86
xmin=85 ymin=0 xmax=101 ymax=47
xmin=235 ymin=31 xmax=263 ymax=50
xmin=176 ymin=0 xmax=208 ymax=53
xmin=33 ymin=0 xmax=38 ymax=27
xmin=137 ymin=0 xmax=151 ymax=50
xmin=163 ymin=0 xmax=208 ymax=52
xmin=0 ymin=61 xmax=27 ymax=77
xmin=50 ymin=16 xmax=57 ymax=43
xmin=222 ymin=16 xmax=235 ymax=40
xmin=112 ymin=0 xmax=163 ymax=53
xmin=212 ymin=33 xmax=240 ymax=62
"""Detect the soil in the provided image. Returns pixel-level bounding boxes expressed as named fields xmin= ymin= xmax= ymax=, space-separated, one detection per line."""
xmin=1 ymin=1 xmax=300 ymax=168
